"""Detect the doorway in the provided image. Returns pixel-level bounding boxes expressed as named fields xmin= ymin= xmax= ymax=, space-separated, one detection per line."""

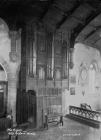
xmin=0 ymin=64 xmax=8 ymax=118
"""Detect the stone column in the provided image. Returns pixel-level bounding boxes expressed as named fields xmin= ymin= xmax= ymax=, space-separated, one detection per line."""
xmin=8 ymin=30 xmax=21 ymax=126
xmin=8 ymin=71 xmax=18 ymax=126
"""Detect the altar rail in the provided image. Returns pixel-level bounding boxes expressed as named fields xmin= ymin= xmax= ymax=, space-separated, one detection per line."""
xmin=69 ymin=106 xmax=101 ymax=124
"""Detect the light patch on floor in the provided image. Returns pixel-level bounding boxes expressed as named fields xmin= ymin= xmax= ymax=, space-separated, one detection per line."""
xmin=18 ymin=117 xmax=101 ymax=140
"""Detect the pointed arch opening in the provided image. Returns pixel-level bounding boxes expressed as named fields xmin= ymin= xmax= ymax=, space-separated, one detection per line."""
xmin=0 ymin=63 xmax=8 ymax=117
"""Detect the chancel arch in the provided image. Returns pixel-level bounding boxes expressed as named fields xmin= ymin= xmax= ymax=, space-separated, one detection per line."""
xmin=0 ymin=18 xmax=9 ymax=118
xmin=0 ymin=17 xmax=21 ymax=127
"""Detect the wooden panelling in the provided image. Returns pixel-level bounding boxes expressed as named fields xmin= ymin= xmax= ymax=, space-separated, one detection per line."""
xmin=24 ymin=22 xmax=70 ymax=127
xmin=0 ymin=118 xmax=12 ymax=131
xmin=16 ymin=90 xmax=36 ymax=126
xmin=0 ymin=82 xmax=7 ymax=118
xmin=20 ymin=26 xmax=27 ymax=90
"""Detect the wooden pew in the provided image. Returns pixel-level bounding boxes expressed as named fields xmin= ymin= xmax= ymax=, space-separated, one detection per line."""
xmin=44 ymin=107 xmax=63 ymax=129
xmin=44 ymin=114 xmax=63 ymax=129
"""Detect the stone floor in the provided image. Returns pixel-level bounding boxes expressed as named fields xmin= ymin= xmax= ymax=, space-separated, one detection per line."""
xmin=18 ymin=117 xmax=101 ymax=140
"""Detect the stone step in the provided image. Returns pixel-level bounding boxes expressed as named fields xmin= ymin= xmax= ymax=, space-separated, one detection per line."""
xmin=66 ymin=114 xmax=101 ymax=128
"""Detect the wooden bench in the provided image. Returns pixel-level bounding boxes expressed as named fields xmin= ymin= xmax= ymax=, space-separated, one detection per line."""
xmin=44 ymin=113 xmax=63 ymax=129
xmin=44 ymin=107 xmax=63 ymax=129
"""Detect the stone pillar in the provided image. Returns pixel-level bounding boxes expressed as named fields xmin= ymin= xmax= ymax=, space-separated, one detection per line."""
xmin=8 ymin=30 xmax=21 ymax=126
xmin=8 ymin=71 xmax=17 ymax=126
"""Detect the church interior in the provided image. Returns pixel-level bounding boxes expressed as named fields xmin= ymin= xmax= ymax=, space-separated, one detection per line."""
xmin=0 ymin=0 xmax=101 ymax=139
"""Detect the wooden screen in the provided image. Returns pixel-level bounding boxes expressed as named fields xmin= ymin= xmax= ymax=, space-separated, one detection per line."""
xmin=0 ymin=81 xmax=7 ymax=117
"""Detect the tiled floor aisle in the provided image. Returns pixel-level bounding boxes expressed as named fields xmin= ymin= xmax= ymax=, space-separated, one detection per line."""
xmin=18 ymin=117 xmax=101 ymax=140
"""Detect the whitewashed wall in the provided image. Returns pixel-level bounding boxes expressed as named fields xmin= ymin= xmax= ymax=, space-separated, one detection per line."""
xmin=62 ymin=43 xmax=101 ymax=115
xmin=0 ymin=18 xmax=21 ymax=126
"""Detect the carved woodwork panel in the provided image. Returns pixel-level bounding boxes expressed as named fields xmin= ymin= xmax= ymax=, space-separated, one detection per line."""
xmin=9 ymin=30 xmax=21 ymax=63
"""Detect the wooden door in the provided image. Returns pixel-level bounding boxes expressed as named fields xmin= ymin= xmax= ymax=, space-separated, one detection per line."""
xmin=0 ymin=81 xmax=7 ymax=117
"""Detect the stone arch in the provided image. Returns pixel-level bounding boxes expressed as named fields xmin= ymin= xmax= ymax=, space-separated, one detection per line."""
xmin=0 ymin=57 xmax=10 ymax=118
xmin=0 ymin=17 xmax=10 ymax=65
xmin=0 ymin=57 xmax=10 ymax=81
xmin=0 ymin=17 xmax=9 ymax=33
xmin=0 ymin=17 xmax=21 ymax=126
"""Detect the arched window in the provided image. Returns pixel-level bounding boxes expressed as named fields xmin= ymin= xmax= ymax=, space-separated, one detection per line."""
xmin=89 ymin=64 xmax=96 ymax=94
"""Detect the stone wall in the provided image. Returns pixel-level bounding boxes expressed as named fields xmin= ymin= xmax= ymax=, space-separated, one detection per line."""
xmin=62 ymin=43 xmax=101 ymax=114
xmin=0 ymin=18 xmax=21 ymax=126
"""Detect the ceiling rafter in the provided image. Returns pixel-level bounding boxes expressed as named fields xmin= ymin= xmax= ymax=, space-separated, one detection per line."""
xmin=56 ymin=1 xmax=82 ymax=29
xmin=40 ymin=0 xmax=54 ymax=20
xmin=91 ymin=37 xmax=101 ymax=45
xmin=83 ymin=25 xmax=101 ymax=39
xmin=74 ymin=1 xmax=101 ymax=32
xmin=52 ymin=4 xmax=67 ymax=16
xmin=74 ymin=7 xmax=101 ymax=40
xmin=84 ymin=30 xmax=96 ymax=40
xmin=71 ymin=16 xmax=85 ymax=24
xmin=78 ymin=40 xmax=99 ymax=50
xmin=53 ymin=3 xmax=86 ymax=25
xmin=87 ymin=0 xmax=101 ymax=10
